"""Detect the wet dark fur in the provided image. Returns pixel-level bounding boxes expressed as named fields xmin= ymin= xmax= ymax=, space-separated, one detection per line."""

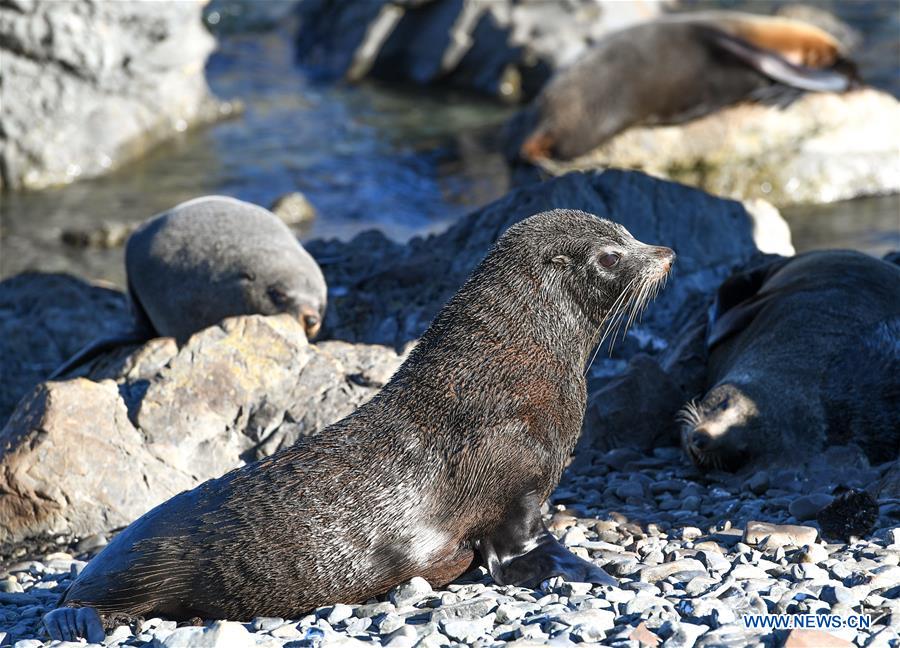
xmin=49 ymin=210 xmax=673 ymax=630
xmin=681 ymin=251 xmax=900 ymax=472
xmin=514 ymin=16 xmax=855 ymax=161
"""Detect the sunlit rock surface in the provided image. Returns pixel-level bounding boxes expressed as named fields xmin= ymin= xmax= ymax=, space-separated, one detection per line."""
xmin=531 ymin=89 xmax=900 ymax=207
xmin=0 ymin=315 xmax=404 ymax=544
xmin=0 ymin=0 xmax=231 ymax=190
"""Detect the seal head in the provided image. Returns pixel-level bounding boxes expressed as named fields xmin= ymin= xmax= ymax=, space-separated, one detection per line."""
xmin=680 ymin=251 xmax=900 ymax=472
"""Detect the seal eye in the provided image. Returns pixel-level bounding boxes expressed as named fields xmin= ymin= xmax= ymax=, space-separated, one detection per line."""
xmin=598 ymin=253 xmax=620 ymax=269
xmin=268 ymin=287 xmax=288 ymax=306
xmin=303 ymin=314 xmax=319 ymax=330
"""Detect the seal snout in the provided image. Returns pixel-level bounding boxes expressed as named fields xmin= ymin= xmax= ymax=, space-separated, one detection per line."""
xmin=296 ymin=305 xmax=322 ymax=338
xmin=686 ymin=426 xmax=713 ymax=452
xmin=650 ymin=246 xmax=676 ymax=274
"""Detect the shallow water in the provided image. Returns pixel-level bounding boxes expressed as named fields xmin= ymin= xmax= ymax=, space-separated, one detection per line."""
xmin=0 ymin=0 xmax=897 ymax=287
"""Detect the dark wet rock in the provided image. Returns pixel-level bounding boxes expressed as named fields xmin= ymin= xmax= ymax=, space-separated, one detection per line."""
xmin=0 ymin=273 xmax=132 ymax=427
xmin=295 ymin=0 xmax=663 ymax=102
xmin=0 ymin=315 xmax=403 ymax=544
xmin=880 ymin=458 xmax=900 ymax=500
xmin=789 ymin=493 xmax=835 ymax=522
xmin=581 ymin=354 xmax=686 ymax=453
xmin=816 ymin=490 xmax=879 ymax=542
xmin=0 ymin=0 xmax=232 ymax=190
xmin=310 ymin=170 xmax=773 ymax=352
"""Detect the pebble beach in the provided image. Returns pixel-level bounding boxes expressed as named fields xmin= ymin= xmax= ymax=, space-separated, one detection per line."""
xmin=3 ymin=445 xmax=897 ymax=647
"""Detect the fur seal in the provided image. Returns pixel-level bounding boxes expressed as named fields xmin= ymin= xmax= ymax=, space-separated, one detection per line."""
xmin=50 ymin=196 xmax=327 ymax=378
xmin=680 ymin=250 xmax=900 ymax=472
xmin=516 ymin=11 xmax=857 ymax=162
xmin=43 ymin=209 xmax=675 ymax=642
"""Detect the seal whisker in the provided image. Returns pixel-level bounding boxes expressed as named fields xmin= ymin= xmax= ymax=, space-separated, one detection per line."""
xmin=584 ymin=277 xmax=638 ymax=375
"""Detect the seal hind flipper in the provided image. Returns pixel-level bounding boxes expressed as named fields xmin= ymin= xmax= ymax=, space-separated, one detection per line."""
xmin=48 ymin=331 xmax=150 ymax=379
xmin=43 ymin=606 xmax=105 ymax=643
xmin=478 ymin=491 xmax=614 ymax=589
xmin=716 ymin=15 xmax=843 ymax=67
xmin=49 ymin=277 xmax=156 ymax=380
xmin=704 ymin=27 xmax=851 ymax=93
xmin=707 ymin=256 xmax=791 ymax=348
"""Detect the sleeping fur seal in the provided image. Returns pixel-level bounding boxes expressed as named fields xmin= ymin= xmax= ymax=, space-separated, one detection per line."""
xmin=50 ymin=196 xmax=327 ymax=378
xmin=681 ymin=250 xmax=900 ymax=472
xmin=43 ymin=209 xmax=675 ymax=642
xmin=516 ymin=11 xmax=857 ymax=162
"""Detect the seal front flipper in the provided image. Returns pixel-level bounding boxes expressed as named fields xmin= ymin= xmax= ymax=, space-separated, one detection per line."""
xmin=43 ymin=606 xmax=105 ymax=643
xmin=478 ymin=491 xmax=615 ymax=589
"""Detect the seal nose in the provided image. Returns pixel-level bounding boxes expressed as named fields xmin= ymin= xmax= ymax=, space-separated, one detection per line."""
xmin=689 ymin=427 xmax=713 ymax=451
xmin=298 ymin=306 xmax=321 ymax=338
xmin=655 ymin=247 xmax=676 ymax=272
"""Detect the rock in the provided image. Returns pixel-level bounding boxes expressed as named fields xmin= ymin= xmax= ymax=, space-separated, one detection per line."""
xmin=327 ymin=604 xmax=355 ymax=625
xmin=639 ymin=559 xmax=706 ymax=583
xmin=311 ymin=169 xmax=773 ymax=351
xmin=0 ymin=273 xmax=132 ymax=427
xmin=390 ymin=577 xmax=433 ymax=607
xmin=0 ymin=315 xmax=403 ymax=543
xmin=269 ymin=192 xmax=317 ymax=228
xmin=743 ymin=522 xmax=818 ymax=549
xmin=0 ymin=0 xmax=232 ymax=191
xmin=162 ymin=621 xmax=254 ymax=648
xmin=296 ymin=0 xmax=663 ymax=102
xmin=630 ymin=621 xmax=661 ymax=647
xmin=580 ymin=354 xmax=687 ymax=452
xmin=816 ymin=490 xmax=879 ymax=541
xmin=561 ymin=609 xmax=615 ymax=641
xmin=441 ymin=618 xmax=490 ymax=643
xmin=60 ymin=221 xmax=138 ymax=249
xmin=538 ymin=89 xmax=900 ymax=207
xmin=789 ymin=493 xmax=835 ymax=521
xmin=783 ymin=629 xmax=854 ymax=648
xmin=879 ymin=458 xmax=900 ymax=500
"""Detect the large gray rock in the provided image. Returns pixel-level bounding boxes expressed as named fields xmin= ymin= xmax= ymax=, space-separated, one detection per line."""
xmin=0 ymin=0 xmax=230 ymax=190
xmin=296 ymin=0 xmax=662 ymax=101
xmin=309 ymin=170 xmax=786 ymax=350
xmin=0 ymin=314 xmax=404 ymax=544
xmin=528 ymin=89 xmax=900 ymax=207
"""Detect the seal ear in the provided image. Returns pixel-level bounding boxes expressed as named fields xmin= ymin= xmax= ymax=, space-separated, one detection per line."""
xmin=550 ymin=255 xmax=572 ymax=267
xmin=708 ymin=256 xmax=791 ymax=348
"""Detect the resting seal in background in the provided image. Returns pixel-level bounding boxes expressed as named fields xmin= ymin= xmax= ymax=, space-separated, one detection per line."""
xmin=515 ymin=11 xmax=857 ymax=162
xmin=43 ymin=209 xmax=675 ymax=641
xmin=50 ymin=196 xmax=327 ymax=378
xmin=681 ymin=250 xmax=900 ymax=472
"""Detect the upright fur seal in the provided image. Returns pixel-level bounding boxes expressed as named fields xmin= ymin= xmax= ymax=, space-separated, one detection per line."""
xmin=43 ymin=209 xmax=675 ymax=642
xmin=681 ymin=250 xmax=900 ymax=472
xmin=50 ymin=196 xmax=327 ymax=378
xmin=516 ymin=11 xmax=857 ymax=162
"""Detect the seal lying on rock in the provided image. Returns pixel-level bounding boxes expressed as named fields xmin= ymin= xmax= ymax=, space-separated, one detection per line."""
xmin=43 ymin=209 xmax=675 ymax=642
xmin=681 ymin=250 xmax=900 ymax=472
xmin=516 ymin=11 xmax=857 ymax=162
xmin=50 ymin=196 xmax=327 ymax=378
